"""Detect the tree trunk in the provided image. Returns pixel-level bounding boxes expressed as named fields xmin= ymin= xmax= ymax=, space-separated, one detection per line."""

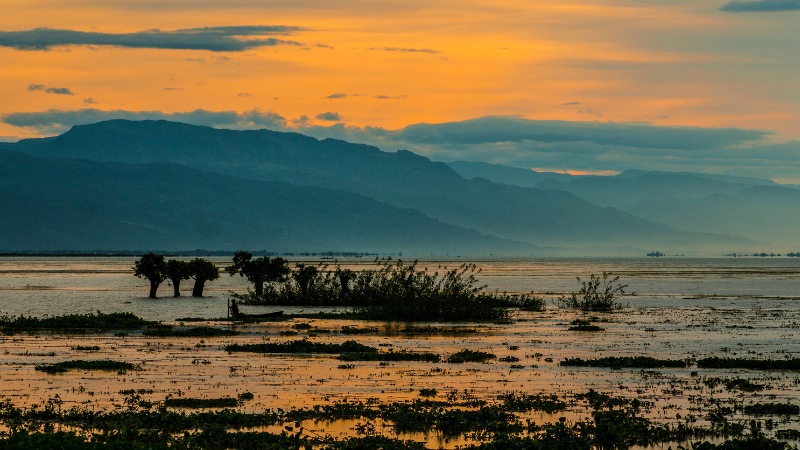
xmin=149 ymin=281 xmax=159 ymax=299
xmin=254 ymin=281 xmax=264 ymax=296
xmin=193 ymin=279 xmax=205 ymax=297
xmin=173 ymin=279 xmax=181 ymax=297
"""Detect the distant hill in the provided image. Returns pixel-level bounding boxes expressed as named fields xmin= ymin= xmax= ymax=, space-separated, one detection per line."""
xmin=6 ymin=119 xmax=744 ymax=251
xmin=445 ymin=161 xmax=576 ymax=188
xmin=448 ymin=161 xmax=794 ymax=246
xmin=0 ymin=150 xmax=529 ymax=254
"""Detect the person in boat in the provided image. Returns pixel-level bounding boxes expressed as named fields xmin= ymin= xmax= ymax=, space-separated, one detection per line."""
xmin=229 ymin=298 xmax=240 ymax=317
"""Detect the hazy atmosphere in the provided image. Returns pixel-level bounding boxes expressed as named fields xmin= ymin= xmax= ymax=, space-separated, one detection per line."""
xmin=3 ymin=3 xmax=800 ymax=450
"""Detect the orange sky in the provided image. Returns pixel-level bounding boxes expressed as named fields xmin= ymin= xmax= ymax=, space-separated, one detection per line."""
xmin=2 ymin=0 xmax=799 ymax=140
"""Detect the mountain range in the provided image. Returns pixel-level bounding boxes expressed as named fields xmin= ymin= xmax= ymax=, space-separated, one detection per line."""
xmin=2 ymin=119 xmax=784 ymax=255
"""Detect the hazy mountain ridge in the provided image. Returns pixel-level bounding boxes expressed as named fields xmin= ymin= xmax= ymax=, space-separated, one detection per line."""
xmin=5 ymin=119 xmax=748 ymax=252
xmin=0 ymin=149 xmax=529 ymax=254
xmin=449 ymin=160 xmax=798 ymax=246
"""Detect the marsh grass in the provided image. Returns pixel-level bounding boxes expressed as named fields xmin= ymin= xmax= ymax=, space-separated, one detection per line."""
xmin=567 ymin=319 xmax=605 ymax=332
xmin=697 ymin=357 xmax=800 ymax=371
xmin=561 ymin=356 xmax=687 ymax=369
xmin=447 ymin=350 xmax=496 ymax=363
xmin=558 ymin=272 xmax=628 ymax=311
xmin=0 ymin=312 xmax=155 ymax=333
xmin=235 ymin=260 xmax=540 ymax=321
xmin=163 ymin=397 xmax=240 ymax=409
xmin=338 ymin=351 xmax=441 ymax=363
xmin=142 ymin=327 xmax=238 ymax=337
xmin=225 ymin=339 xmax=376 ymax=354
xmin=34 ymin=360 xmax=139 ymax=374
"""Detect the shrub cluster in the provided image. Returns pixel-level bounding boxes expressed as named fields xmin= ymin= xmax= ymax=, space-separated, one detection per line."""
xmin=236 ymin=260 xmax=540 ymax=321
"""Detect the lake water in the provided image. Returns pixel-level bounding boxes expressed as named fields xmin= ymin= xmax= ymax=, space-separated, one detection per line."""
xmin=2 ymin=256 xmax=800 ymax=448
xmin=1 ymin=256 xmax=799 ymax=320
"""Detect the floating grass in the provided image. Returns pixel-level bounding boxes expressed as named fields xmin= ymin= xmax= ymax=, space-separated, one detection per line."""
xmin=35 ymin=360 xmax=139 ymax=374
xmin=743 ymin=403 xmax=799 ymax=415
xmin=225 ymin=339 xmax=376 ymax=354
xmin=447 ymin=349 xmax=496 ymax=363
xmin=338 ymin=351 xmax=441 ymax=362
xmin=163 ymin=397 xmax=239 ymax=409
xmin=142 ymin=327 xmax=238 ymax=337
xmin=560 ymin=356 xmax=687 ymax=369
xmin=697 ymin=357 xmax=800 ymax=371
xmin=0 ymin=312 xmax=155 ymax=333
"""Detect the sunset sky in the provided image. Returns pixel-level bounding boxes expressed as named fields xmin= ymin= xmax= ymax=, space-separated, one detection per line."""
xmin=2 ymin=0 xmax=799 ymax=181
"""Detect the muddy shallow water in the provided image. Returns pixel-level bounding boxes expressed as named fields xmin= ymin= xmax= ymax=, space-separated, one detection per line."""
xmin=1 ymin=256 xmax=799 ymax=448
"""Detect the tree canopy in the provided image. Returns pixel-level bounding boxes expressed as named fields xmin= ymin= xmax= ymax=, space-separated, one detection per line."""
xmin=189 ymin=258 xmax=220 ymax=297
xmin=226 ymin=251 xmax=289 ymax=296
xmin=133 ymin=253 xmax=167 ymax=298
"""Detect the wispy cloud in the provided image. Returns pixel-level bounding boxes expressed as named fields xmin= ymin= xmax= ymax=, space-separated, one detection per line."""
xmin=1 ymin=108 xmax=286 ymax=134
xmin=0 ymin=26 xmax=305 ymax=52
xmin=326 ymin=93 xmax=349 ymax=99
xmin=83 ymin=97 xmax=97 ymax=104
xmin=562 ymin=102 xmax=580 ymax=106
xmin=721 ymin=0 xmax=800 ymax=11
xmin=28 ymin=84 xmax=74 ymax=95
xmin=369 ymin=47 xmax=441 ymax=54
xmin=315 ymin=111 xmax=344 ymax=121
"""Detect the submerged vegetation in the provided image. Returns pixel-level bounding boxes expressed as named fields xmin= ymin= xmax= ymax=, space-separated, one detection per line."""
xmin=34 ymin=360 xmax=139 ymax=374
xmin=557 ymin=272 xmax=628 ymax=311
xmin=234 ymin=259 xmax=542 ymax=321
xmin=0 ymin=312 xmax=155 ymax=333
xmin=560 ymin=357 xmax=688 ymax=369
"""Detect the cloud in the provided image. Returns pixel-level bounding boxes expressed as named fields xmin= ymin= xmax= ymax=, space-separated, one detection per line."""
xmin=163 ymin=87 xmax=182 ymax=91
xmin=562 ymin=102 xmax=580 ymax=106
xmin=369 ymin=47 xmax=441 ymax=54
xmin=2 ymin=108 xmax=286 ymax=134
xmin=374 ymin=94 xmax=408 ymax=99
xmin=391 ymin=116 xmax=768 ymax=151
xmin=238 ymin=92 xmax=254 ymax=97
xmin=0 ymin=26 xmax=304 ymax=52
xmin=5 ymin=109 xmax=794 ymax=180
xmin=315 ymin=111 xmax=344 ymax=121
xmin=28 ymin=84 xmax=74 ymax=95
xmin=315 ymin=43 xmax=334 ymax=49
xmin=578 ymin=109 xmax=603 ymax=117
xmin=326 ymin=93 xmax=348 ymax=99
xmin=721 ymin=0 xmax=800 ymax=11
xmin=83 ymin=97 xmax=97 ymax=104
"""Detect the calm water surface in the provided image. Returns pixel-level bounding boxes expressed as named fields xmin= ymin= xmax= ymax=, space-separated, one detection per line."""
xmin=1 ymin=256 xmax=799 ymax=320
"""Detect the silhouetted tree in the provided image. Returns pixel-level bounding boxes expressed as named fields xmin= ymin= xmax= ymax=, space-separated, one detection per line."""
xmin=189 ymin=258 xmax=220 ymax=297
xmin=336 ymin=267 xmax=355 ymax=296
xmin=165 ymin=259 xmax=191 ymax=297
xmin=292 ymin=264 xmax=319 ymax=297
xmin=133 ymin=253 xmax=167 ymax=298
xmin=226 ymin=251 xmax=289 ymax=296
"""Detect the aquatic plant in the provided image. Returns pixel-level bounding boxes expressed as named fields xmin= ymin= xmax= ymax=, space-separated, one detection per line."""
xmin=447 ymin=349 xmax=496 ymax=363
xmin=560 ymin=356 xmax=687 ymax=369
xmin=34 ymin=360 xmax=139 ymax=374
xmin=567 ymin=319 xmax=605 ymax=332
xmin=0 ymin=312 xmax=155 ymax=333
xmin=235 ymin=260 xmax=533 ymax=322
xmin=337 ymin=351 xmax=441 ymax=362
xmin=225 ymin=339 xmax=377 ymax=354
xmin=557 ymin=272 xmax=627 ymax=311
xmin=163 ymin=397 xmax=239 ymax=408
xmin=142 ymin=327 xmax=238 ymax=337
xmin=697 ymin=357 xmax=800 ymax=371
xmin=742 ymin=403 xmax=799 ymax=415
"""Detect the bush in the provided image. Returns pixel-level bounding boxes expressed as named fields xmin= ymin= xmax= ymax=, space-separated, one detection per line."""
xmin=235 ymin=260 xmax=536 ymax=322
xmin=448 ymin=350 xmax=496 ymax=363
xmin=35 ymin=360 xmax=139 ymax=374
xmin=557 ymin=273 xmax=627 ymax=311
